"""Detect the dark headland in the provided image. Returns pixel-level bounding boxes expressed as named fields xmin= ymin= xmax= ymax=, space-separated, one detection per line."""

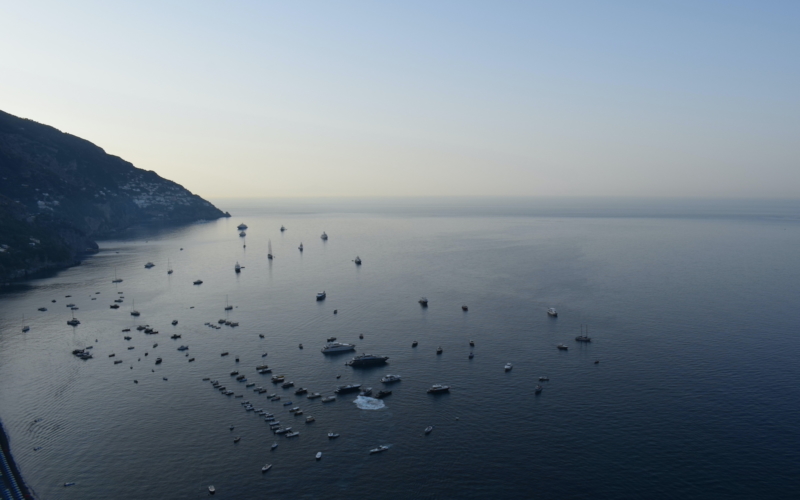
xmin=0 ymin=109 xmax=229 ymax=282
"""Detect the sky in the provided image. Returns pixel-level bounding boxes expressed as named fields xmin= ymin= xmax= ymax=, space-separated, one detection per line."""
xmin=1 ymin=1 xmax=799 ymax=199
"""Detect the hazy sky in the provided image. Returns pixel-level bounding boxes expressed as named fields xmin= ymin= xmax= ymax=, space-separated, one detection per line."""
xmin=2 ymin=1 xmax=799 ymax=198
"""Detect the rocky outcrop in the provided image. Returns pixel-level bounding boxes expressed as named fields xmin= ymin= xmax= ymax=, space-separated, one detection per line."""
xmin=0 ymin=109 xmax=228 ymax=281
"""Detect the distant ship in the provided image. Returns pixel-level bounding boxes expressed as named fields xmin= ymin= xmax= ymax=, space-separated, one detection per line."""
xmin=346 ymin=354 xmax=389 ymax=367
xmin=321 ymin=342 xmax=356 ymax=353
xmin=321 ymin=231 xmax=328 ymax=240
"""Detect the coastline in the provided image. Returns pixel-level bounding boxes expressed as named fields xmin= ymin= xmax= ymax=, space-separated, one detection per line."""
xmin=0 ymin=420 xmax=35 ymax=499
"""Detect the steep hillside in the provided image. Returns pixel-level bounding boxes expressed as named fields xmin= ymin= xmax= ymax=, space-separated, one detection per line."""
xmin=0 ymin=110 xmax=228 ymax=281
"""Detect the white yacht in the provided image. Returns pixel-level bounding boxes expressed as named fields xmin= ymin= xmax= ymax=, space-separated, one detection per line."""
xmin=425 ymin=426 xmax=434 ymax=434
xmin=315 ymin=452 xmax=322 ymax=460
xmin=321 ymin=342 xmax=356 ymax=353
xmin=261 ymin=464 xmax=272 ymax=472
xmin=548 ymin=308 xmax=558 ymax=317
xmin=380 ymin=374 xmax=402 ymax=383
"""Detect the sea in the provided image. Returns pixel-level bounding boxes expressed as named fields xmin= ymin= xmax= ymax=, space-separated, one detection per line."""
xmin=1 ymin=197 xmax=799 ymax=500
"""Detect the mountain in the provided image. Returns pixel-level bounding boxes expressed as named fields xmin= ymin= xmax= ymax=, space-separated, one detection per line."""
xmin=0 ymin=109 xmax=228 ymax=281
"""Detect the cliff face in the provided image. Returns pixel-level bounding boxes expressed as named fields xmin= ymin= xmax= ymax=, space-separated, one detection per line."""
xmin=0 ymin=109 xmax=228 ymax=281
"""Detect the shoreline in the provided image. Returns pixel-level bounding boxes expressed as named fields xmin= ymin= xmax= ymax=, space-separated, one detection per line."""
xmin=0 ymin=420 xmax=35 ymax=499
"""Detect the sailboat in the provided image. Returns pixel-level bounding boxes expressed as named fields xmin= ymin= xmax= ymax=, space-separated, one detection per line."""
xmin=22 ymin=315 xmax=30 ymax=332
xmin=576 ymin=324 xmax=591 ymax=342
xmin=298 ymin=243 xmax=303 ymax=252
xmin=130 ymin=299 xmax=140 ymax=317
xmin=67 ymin=311 xmax=80 ymax=326
xmin=225 ymin=295 xmax=233 ymax=311
xmin=268 ymin=240 xmax=273 ymax=260
xmin=167 ymin=259 xmax=173 ymax=275
xmin=112 ymin=268 xmax=123 ymax=283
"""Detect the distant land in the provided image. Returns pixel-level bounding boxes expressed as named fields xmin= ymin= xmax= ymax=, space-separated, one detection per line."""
xmin=0 ymin=110 xmax=228 ymax=282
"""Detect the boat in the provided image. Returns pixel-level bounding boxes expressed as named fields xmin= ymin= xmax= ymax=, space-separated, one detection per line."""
xmin=171 ymin=334 xmax=181 ymax=339
xmin=267 ymin=239 xmax=273 ymax=260
xmin=535 ymin=384 xmax=543 ymax=394
xmin=295 ymin=387 xmax=308 ymax=395
xmin=504 ymin=363 xmax=513 ymax=372
xmin=237 ymin=223 xmax=247 ymax=230
xmin=354 ymin=256 xmax=361 ymax=265
xmin=167 ymin=259 xmax=173 ymax=275
xmin=280 ymin=225 xmax=286 ymax=232
xmin=316 ymin=291 xmax=326 ymax=301
xmin=462 ymin=305 xmax=468 ymax=311
xmin=67 ymin=311 xmax=80 ymax=326
xmin=359 ymin=387 xmax=372 ymax=397
xmin=307 ymin=392 xmax=321 ymax=399
xmin=64 ymin=482 xmax=76 ymax=487
xmin=427 ymin=384 xmax=450 ymax=393
xmin=321 ymin=342 xmax=356 ymax=353
xmin=321 ymin=396 xmax=336 ymax=402
xmin=334 ymin=384 xmax=361 ymax=394
xmin=380 ymin=374 xmax=401 ymax=383
xmin=286 ymin=431 xmax=300 ymax=438
xmin=155 ymin=357 xmax=162 ymax=365
xmin=224 ymin=295 xmax=233 ymax=311
xmin=305 ymin=416 xmax=315 ymax=423
xmin=425 ymin=426 xmax=434 ymax=434
xmin=144 ymin=262 xmax=155 ymax=268
xmin=321 ymin=231 xmax=328 ymax=240
xmin=233 ymin=436 xmax=241 ymax=443
xmin=298 ymin=243 xmax=303 ymax=252
xmin=419 ymin=297 xmax=428 ymax=306
xmin=38 ymin=307 xmax=47 ymax=311
xmin=468 ymin=352 xmax=474 ymax=359
xmin=548 ymin=307 xmax=558 ymax=317
xmin=112 ymin=268 xmax=123 ymax=283
xmin=576 ymin=324 xmax=592 ymax=342
xmin=261 ymin=464 xmax=272 ymax=472
xmin=193 ymin=280 xmax=203 ymax=285
xmin=271 ymin=375 xmax=285 ymax=383
xmin=345 ymin=354 xmax=389 ymax=367
xmin=114 ymin=360 xmax=123 ymax=364
xmin=235 ymin=261 xmax=241 ymax=273
xmin=469 ymin=340 xmax=475 ymax=347
xmin=375 ymin=390 xmax=392 ymax=398
xmin=171 ymin=320 xmax=178 ymax=325
xmin=271 ymin=442 xmax=278 ymax=450
xmin=208 ymin=485 xmax=216 ymax=494
xmin=369 ymin=445 xmax=389 ymax=454
xmin=557 ymin=344 xmax=569 ymax=350
xmin=130 ymin=299 xmax=140 ymax=317
xmin=239 ymin=231 xmax=246 ymax=237
xmin=281 ymin=381 xmax=295 ymax=388
xmin=539 ymin=376 xmax=549 ymax=381
xmin=221 ymin=352 xmax=229 ymax=356
xmin=21 ymin=315 xmax=29 ymax=332
xmin=328 ymin=432 xmax=340 ymax=439
xmin=412 ymin=341 xmax=418 ymax=347
xmin=315 ymin=452 xmax=322 ymax=460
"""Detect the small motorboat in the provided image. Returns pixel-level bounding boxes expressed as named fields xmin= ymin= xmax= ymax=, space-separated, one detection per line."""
xmin=271 ymin=442 xmax=278 ymax=450
xmin=547 ymin=307 xmax=558 ymax=317
xmin=462 ymin=305 xmax=468 ymax=311
xmin=208 ymin=485 xmax=216 ymax=494
xmin=418 ymin=297 xmax=428 ymax=306
xmin=328 ymin=432 xmax=339 ymax=439
xmin=233 ymin=436 xmax=241 ymax=443
xmin=469 ymin=340 xmax=475 ymax=347
xmin=425 ymin=426 xmax=434 ymax=434
xmin=369 ymin=445 xmax=389 ymax=454
xmin=468 ymin=352 xmax=474 ymax=359
xmin=235 ymin=262 xmax=241 ymax=273
xmin=280 ymin=225 xmax=286 ymax=232
xmin=354 ymin=256 xmax=361 ymax=265
xmin=539 ymin=376 xmax=550 ymax=381
xmin=193 ymin=280 xmax=203 ymax=285
xmin=64 ymin=482 xmax=76 ymax=487
xmin=298 ymin=243 xmax=303 ymax=252
xmin=316 ymin=291 xmax=326 ymax=301
xmin=436 ymin=346 xmax=443 ymax=355
xmin=315 ymin=452 xmax=322 ymax=460
xmin=557 ymin=344 xmax=569 ymax=350
xmin=321 ymin=232 xmax=328 ymax=240
xmin=535 ymin=385 xmax=543 ymax=394
xmin=412 ymin=341 xmax=418 ymax=347
xmin=171 ymin=320 xmax=178 ymax=325
xmin=144 ymin=262 xmax=155 ymax=268
xmin=306 ymin=416 xmax=315 ymax=423
xmin=504 ymin=363 xmax=512 ymax=372
xmin=427 ymin=384 xmax=450 ymax=393
xmin=261 ymin=464 xmax=272 ymax=472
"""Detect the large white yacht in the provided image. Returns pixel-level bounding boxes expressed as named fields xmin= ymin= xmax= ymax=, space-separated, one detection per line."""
xmin=321 ymin=342 xmax=356 ymax=353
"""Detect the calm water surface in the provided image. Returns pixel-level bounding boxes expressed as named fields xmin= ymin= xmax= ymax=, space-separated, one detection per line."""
xmin=1 ymin=198 xmax=799 ymax=499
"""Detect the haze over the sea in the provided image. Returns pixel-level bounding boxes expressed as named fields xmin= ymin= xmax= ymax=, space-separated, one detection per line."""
xmin=2 ymin=1 xmax=799 ymax=200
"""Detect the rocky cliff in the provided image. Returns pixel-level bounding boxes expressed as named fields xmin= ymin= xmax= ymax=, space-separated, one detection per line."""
xmin=0 ymin=109 xmax=228 ymax=281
